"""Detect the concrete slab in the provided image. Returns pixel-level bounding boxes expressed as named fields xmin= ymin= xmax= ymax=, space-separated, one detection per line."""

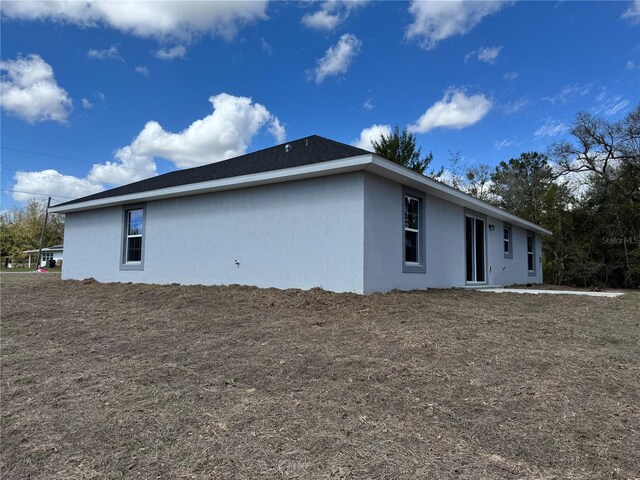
xmin=478 ymin=288 xmax=624 ymax=298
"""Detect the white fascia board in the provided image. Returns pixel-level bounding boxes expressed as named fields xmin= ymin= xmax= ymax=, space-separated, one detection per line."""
xmin=365 ymin=156 xmax=552 ymax=236
xmin=49 ymin=154 xmax=374 ymax=213
xmin=50 ymin=151 xmax=551 ymax=236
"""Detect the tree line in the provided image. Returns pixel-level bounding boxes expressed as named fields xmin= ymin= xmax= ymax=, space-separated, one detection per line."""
xmin=375 ymin=105 xmax=639 ymax=289
xmin=0 ymin=200 xmax=64 ymax=266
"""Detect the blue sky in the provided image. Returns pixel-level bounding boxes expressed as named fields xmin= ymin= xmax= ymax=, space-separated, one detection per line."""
xmin=1 ymin=0 xmax=639 ymax=209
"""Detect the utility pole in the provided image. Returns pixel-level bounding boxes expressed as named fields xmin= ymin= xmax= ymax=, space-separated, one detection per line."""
xmin=35 ymin=197 xmax=51 ymax=270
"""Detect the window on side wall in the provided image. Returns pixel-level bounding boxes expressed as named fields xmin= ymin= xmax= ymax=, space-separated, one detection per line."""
xmin=503 ymin=223 xmax=513 ymax=259
xmin=403 ymin=190 xmax=426 ymax=273
xmin=527 ymin=232 xmax=535 ymax=275
xmin=122 ymin=207 xmax=144 ymax=270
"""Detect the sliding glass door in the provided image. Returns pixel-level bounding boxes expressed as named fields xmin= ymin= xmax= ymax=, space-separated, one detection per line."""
xmin=465 ymin=214 xmax=486 ymax=283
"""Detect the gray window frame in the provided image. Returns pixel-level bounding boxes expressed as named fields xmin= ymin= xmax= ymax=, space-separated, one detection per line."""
xmin=526 ymin=231 xmax=536 ymax=276
xmin=503 ymin=222 xmax=513 ymax=259
xmin=402 ymin=186 xmax=426 ymax=274
xmin=120 ymin=204 xmax=146 ymax=271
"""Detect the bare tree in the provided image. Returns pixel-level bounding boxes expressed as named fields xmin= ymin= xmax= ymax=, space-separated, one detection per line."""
xmin=550 ymin=105 xmax=640 ymax=189
xmin=550 ymin=105 xmax=640 ymax=287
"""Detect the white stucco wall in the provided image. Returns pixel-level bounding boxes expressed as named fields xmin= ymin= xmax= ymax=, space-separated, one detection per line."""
xmin=362 ymin=173 xmax=543 ymax=292
xmin=63 ymin=173 xmax=366 ymax=293
xmin=363 ymin=173 xmax=466 ymax=292
xmin=62 ymin=170 xmax=544 ymax=293
xmin=486 ymin=218 xmax=543 ymax=285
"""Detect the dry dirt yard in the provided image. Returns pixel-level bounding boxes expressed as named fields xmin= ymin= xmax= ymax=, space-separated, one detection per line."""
xmin=1 ymin=274 xmax=639 ymax=479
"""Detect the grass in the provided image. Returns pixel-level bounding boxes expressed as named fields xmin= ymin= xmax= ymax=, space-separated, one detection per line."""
xmin=1 ymin=274 xmax=639 ymax=479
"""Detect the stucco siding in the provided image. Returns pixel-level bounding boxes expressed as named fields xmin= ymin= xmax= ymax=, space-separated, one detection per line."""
xmin=363 ymin=173 xmax=426 ymax=293
xmin=62 ymin=207 xmax=122 ymax=277
xmin=362 ymin=173 xmax=467 ymax=292
xmin=63 ymin=173 xmax=365 ymax=293
xmin=424 ymin=196 xmax=466 ymax=288
xmin=63 ymin=170 xmax=544 ymax=293
xmin=486 ymin=221 xmax=543 ymax=285
xmin=362 ymin=173 xmax=543 ymax=292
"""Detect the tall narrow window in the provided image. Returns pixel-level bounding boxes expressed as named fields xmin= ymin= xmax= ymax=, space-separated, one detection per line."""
xmin=527 ymin=233 xmax=535 ymax=273
xmin=503 ymin=223 xmax=513 ymax=259
xmin=404 ymin=195 xmax=420 ymax=264
xmin=402 ymin=190 xmax=425 ymax=274
xmin=125 ymin=208 xmax=144 ymax=263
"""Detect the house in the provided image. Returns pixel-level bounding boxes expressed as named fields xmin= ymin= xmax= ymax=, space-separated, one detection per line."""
xmin=49 ymin=136 xmax=551 ymax=293
xmin=23 ymin=244 xmax=64 ymax=268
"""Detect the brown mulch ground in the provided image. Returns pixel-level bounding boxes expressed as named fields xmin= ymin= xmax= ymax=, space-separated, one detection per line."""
xmin=1 ymin=274 xmax=639 ymax=479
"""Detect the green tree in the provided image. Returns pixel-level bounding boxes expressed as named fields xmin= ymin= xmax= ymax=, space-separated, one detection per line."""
xmin=490 ymin=152 xmax=556 ymax=225
xmin=489 ymin=152 xmax=578 ymax=285
xmin=0 ymin=199 xmax=64 ymax=265
xmin=550 ymin=105 xmax=640 ymax=287
xmin=372 ymin=125 xmax=440 ymax=177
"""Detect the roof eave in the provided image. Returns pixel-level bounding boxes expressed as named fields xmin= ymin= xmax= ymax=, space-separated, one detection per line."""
xmin=49 ymin=154 xmax=374 ymax=214
xmin=365 ymin=155 xmax=552 ymax=236
xmin=49 ymin=152 xmax=551 ymax=236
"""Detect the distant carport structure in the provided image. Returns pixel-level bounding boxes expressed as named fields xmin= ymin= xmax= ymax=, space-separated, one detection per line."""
xmin=23 ymin=244 xmax=64 ymax=268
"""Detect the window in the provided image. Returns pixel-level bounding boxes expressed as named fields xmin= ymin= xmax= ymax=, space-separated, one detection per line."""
xmin=503 ymin=223 xmax=513 ymax=259
xmin=402 ymin=189 xmax=425 ymax=273
xmin=122 ymin=207 xmax=145 ymax=269
xmin=527 ymin=232 xmax=535 ymax=274
xmin=405 ymin=195 xmax=420 ymax=263
xmin=42 ymin=252 xmax=54 ymax=262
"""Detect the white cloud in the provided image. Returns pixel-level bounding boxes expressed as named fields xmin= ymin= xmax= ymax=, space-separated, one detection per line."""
xmin=594 ymin=91 xmax=629 ymax=116
xmin=494 ymin=139 xmax=515 ymax=150
xmin=543 ymin=83 xmax=592 ymax=105
xmin=0 ymin=54 xmax=72 ymax=124
xmin=261 ymin=38 xmax=273 ymax=56
xmin=409 ymin=88 xmax=492 ymax=133
xmin=465 ymin=46 xmax=502 ymax=64
xmin=97 ymin=91 xmax=106 ymax=101
xmin=502 ymin=71 xmax=518 ymax=80
xmin=622 ymin=0 xmax=640 ymax=24
xmin=406 ymin=0 xmax=508 ymax=50
xmin=601 ymin=97 xmax=629 ymax=116
xmin=93 ymin=92 xmax=286 ymax=175
xmin=604 ymin=96 xmax=629 ymax=115
xmin=87 ymin=146 xmax=158 ymax=185
xmin=502 ymin=96 xmax=530 ymax=115
xmin=87 ymin=45 xmax=122 ymax=60
xmin=301 ymin=1 xmax=368 ymax=31
xmin=153 ymin=45 xmax=186 ymax=61
xmin=1 ymin=1 xmax=268 ymax=42
xmin=302 ymin=10 xmax=341 ymax=30
xmin=13 ymin=93 xmax=286 ymax=202
xmin=625 ymin=60 xmax=636 ymax=71
xmin=310 ymin=33 xmax=362 ymax=84
xmin=534 ymin=119 xmax=567 ymax=138
xmin=477 ymin=46 xmax=501 ymax=63
xmin=81 ymin=98 xmax=93 ymax=109
xmin=363 ymin=98 xmax=374 ymax=111
xmin=11 ymin=170 xmax=104 ymax=203
xmin=352 ymin=124 xmax=391 ymax=151
xmin=134 ymin=65 xmax=150 ymax=76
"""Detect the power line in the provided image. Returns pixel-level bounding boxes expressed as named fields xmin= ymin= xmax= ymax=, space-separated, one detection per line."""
xmin=0 ymin=188 xmax=76 ymax=200
xmin=0 ymin=166 xmax=122 ymax=186
xmin=0 ymin=146 xmax=157 ymax=174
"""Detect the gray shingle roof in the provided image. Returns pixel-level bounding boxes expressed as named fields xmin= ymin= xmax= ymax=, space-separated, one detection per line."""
xmin=58 ymin=135 xmax=370 ymax=207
